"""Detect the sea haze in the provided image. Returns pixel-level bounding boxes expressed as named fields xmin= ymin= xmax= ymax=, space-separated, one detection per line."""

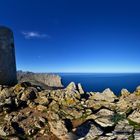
xmin=58 ymin=73 xmax=140 ymax=95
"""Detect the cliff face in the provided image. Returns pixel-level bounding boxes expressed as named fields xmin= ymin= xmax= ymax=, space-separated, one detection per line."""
xmin=17 ymin=71 xmax=63 ymax=89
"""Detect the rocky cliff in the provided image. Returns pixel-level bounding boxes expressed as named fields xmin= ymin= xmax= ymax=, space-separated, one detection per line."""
xmin=17 ymin=71 xmax=63 ymax=89
xmin=0 ymin=81 xmax=140 ymax=139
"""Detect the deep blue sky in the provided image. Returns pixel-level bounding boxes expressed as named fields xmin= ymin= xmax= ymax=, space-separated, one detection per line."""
xmin=0 ymin=0 xmax=140 ymax=73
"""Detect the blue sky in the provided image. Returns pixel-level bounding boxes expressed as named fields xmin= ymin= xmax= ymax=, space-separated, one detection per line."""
xmin=0 ymin=0 xmax=140 ymax=73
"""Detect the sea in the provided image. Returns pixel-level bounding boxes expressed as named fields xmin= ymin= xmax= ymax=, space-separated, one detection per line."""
xmin=58 ymin=73 xmax=140 ymax=95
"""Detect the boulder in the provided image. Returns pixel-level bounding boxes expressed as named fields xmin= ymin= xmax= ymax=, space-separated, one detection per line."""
xmin=48 ymin=119 xmax=68 ymax=139
xmin=128 ymin=110 xmax=140 ymax=124
xmin=20 ymin=87 xmax=37 ymax=101
xmin=113 ymin=120 xmax=133 ymax=134
xmin=88 ymin=88 xmax=117 ymax=103
xmin=94 ymin=109 xmax=115 ymax=127
xmin=34 ymin=96 xmax=49 ymax=106
xmin=134 ymin=130 xmax=140 ymax=140
xmin=116 ymin=99 xmax=130 ymax=113
xmin=136 ymin=85 xmax=140 ymax=92
xmin=74 ymin=121 xmax=103 ymax=139
xmin=0 ymin=124 xmax=15 ymax=136
xmin=101 ymin=88 xmax=117 ymax=102
xmin=36 ymin=105 xmax=47 ymax=112
xmin=66 ymin=82 xmax=77 ymax=91
xmin=120 ymin=88 xmax=130 ymax=98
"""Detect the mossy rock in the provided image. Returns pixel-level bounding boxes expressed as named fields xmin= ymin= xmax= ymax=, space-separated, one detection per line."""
xmin=128 ymin=119 xmax=140 ymax=130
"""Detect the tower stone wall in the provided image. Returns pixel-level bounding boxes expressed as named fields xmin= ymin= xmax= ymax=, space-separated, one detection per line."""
xmin=0 ymin=26 xmax=17 ymax=85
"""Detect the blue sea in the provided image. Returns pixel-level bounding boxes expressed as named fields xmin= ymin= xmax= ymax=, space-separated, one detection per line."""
xmin=58 ymin=73 xmax=140 ymax=95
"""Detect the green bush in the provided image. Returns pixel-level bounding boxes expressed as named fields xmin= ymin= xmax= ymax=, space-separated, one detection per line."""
xmin=111 ymin=113 xmax=126 ymax=124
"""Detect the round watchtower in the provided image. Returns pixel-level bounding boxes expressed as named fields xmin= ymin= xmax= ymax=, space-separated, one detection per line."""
xmin=0 ymin=26 xmax=17 ymax=85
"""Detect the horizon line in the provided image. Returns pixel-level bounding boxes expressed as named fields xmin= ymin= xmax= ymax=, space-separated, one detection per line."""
xmin=17 ymin=70 xmax=140 ymax=74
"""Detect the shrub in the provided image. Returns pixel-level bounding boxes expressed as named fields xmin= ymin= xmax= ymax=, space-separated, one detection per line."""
xmin=111 ymin=113 xmax=126 ymax=124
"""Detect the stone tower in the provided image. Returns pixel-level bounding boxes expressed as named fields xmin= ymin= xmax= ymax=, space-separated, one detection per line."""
xmin=0 ymin=26 xmax=17 ymax=85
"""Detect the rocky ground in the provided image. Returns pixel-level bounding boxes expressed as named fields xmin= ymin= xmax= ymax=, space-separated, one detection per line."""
xmin=0 ymin=81 xmax=140 ymax=140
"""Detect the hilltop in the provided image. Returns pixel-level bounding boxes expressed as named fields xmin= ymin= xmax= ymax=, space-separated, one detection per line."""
xmin=0 ymin=80 xmax=140 ymax=139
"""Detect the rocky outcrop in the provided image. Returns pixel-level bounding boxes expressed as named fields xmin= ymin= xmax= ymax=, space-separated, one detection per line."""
xmin=17 ymin=71 xmax=63 ymax=89
xmin=0 ymin=81 xmax=139 ymax=139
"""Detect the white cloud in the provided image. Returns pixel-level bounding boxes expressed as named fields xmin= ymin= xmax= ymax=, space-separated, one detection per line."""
xmin=21 ymin=31 xmax=50 ymax=39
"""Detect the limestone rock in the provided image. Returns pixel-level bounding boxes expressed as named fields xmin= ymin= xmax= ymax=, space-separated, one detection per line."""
xmin=48 ymin=119 xmax=68 ymax=139
xmin=20 ymin=87 xmax=37 ymax=101
xmin=116 ymin=99 xmax=130 ymax=113
xmin=34 ymin=96 xmax=49 ymax=106
xmin=94 ymin=109 xmax=115 ymax=127
xmin=128 ymin=110 xmax=140 ymax=124
xmin=101 ymin=88 xmax=117 ymax=102
xmin=113 ymin=120 xmax=134 ymax=134
xmin=136 ymin=85 xmax=140 ymax=92
xmin=134 ymin=130 xmax=140 ymax=140
xmin=74 ymin=121 xmax=103 ymax=139
xmin=98 ymin=135 xmax=117 ymax=140
xmin=36 ymin=105 xmax=47 ymax=112
xmin=66 ymin=82 xmax=77 ymax=91
xmin=78 ymin=83 xmax=84 ymax=94
xmin=0 ymin=124 xmax=15 ymax=136
xmin=120 ymin=88 xmax=130 ymax=98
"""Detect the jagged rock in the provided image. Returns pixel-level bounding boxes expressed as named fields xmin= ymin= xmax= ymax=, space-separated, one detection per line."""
xmin=9 ymin=137 xmax=20 ymax=140
xmin=102 ymin=88 xmax=117 ymax=102
xmin=134 ymin=130 xmax=140 ymax=140
xmin=0 ymin=124 xmax=15 ymax=136
xmin=128 ymin=110 xmax=140 ymax=124
xmin=88 ymin=88 xmax=116 ymax=102
xmin=86 ymin=89 xmax=117 ymax=111
xmin=36 ymin=105 xmax=47 ymax=112
xmin=13 ymin=82 xmax=27 ymax=94
xmin=1 ymin=80 xmax=140 ymax=139
xmin=74 ymin=121 xmax=103 ymax=139
xmin=115 ymin=134 xmax=132 ymax=139
xmin=47 ymin=111 xmax=60 ymax=121
xmin=78 ymin=83 xmax=84 ymax=94
xmin=59 ymin=107 xmax=83 ymax=120
xmin=0 ymin=88 xmax=15 ymax=99
xmin=49 ymin=100 xmax=59 ymax=112
xmin=34 ymin=96 xmax=49 ymax=106
xmin=136 ymin=85 xmax=140 ymax=91
xmin=113 ymin=120 xmax=133 ymax=134
xmin=4 ymin=114 xmax=13 ymax=122
xmin=94 ymin=109 xmax=115 ymax=127
xmin=48 ymin=119 xmax=68 ymax=139
xmin=86 ymin=99 xmax=116 ymax=111
xmin=27 ymin=128 xmax=36 ymax=136
xmin=120 ymin=88 xmax=130 ymax=98
xmin=39 ymin=117 xmax=46 ymax=123
xmin=34 ymin=121 xmax=44 ymax=129
xmin=66 ymin=82 xmax=77 ymax=91
xmin=98 ymin=135 xmax=117 ymax=140
xmin=12 ymin=112 xmax=26 ymax=122
xmin=116 ymin=99 xmax=130 ymax=113
xmin=20 ymin=87 xmax=37 ymax=101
